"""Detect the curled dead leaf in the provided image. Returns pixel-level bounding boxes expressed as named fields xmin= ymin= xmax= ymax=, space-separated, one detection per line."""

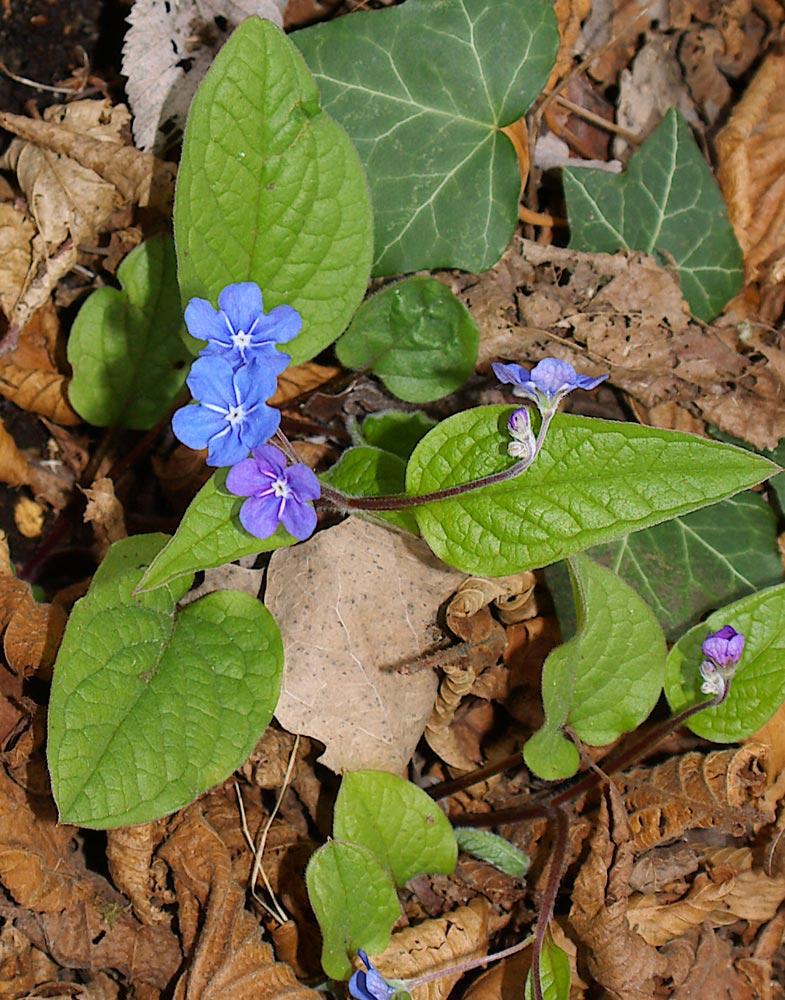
xmin=0 ymin=418 xmax=30 ymax=488
xmin=0 ymin=575 xmax=66 ymax=679
xmin=0 ymin=202 xmax=34 ymax=321
xmin=81 ymin=478 xmax=127 ymax=559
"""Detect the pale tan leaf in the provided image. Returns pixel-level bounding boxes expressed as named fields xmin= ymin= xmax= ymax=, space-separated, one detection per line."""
xmin=0 ymin=360 xmax=79 ymax=425
xmin=0 ymin=202 xmax=34 ymax=320
xmin=269 ymin=517 xmax=465 ymax=773
xmin=627 ymin=872 xmax=738 ymax=947
xmin=13 ymin=495 xmax=44 ymax=538
xmin=106 ymin=821 xmax=172 ymax=929
xmin=270 ymin=361 xmax=341 ymax=407
xmin=81 ymin=477 xmax=127 ymax=559
xmin=0 ymin=417 xmax=31 ymax=487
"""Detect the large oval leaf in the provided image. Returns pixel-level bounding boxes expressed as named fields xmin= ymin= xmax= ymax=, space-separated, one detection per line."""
xmin=48 ymin=535 xmax=283 ymax=828
xmin=175 ymin=17 xmax=373 ymax=364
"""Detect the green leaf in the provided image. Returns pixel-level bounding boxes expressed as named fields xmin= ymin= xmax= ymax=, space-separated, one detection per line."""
xmin=589 ymin=492 xmax=783 ymax=640
xmin=175 ymin=17 xmax=373 ymax=365
xmin=336 ymin=278 xmax=479 ymax=402
xmin=67 ymin=236 xmax=191 ymax=429
xmin=361 ymin=411 xmax=437 ymax=461
xmin=664 ymin=583 xmax=785 ymax=742
xmin=525 ymin=933 xmax=571 ymax=1000
xmin=406 ymin=407 xmax=778 ymax=577
xmin=295 ymin=0 xmax=559 ymax=275
xmin=453 ymin=828 xmax=529 ymax=877
xmin=136 ymin=468 xmax=295 ymax=593
xmin=563 ymin=109 xmax=743 ymax=321
xmin=321 ymin=447 xmax=418 ymax=534
xmin=333 ymin=771 xmax=457 ymax=885
xmin=306 ymin=840 xmax=400 ymax=980
xmin=48 ymin=535 xmax=283 ymax=828
xmin=709 ymin=427 xmax=785 ymax=510
xmin=524 ymin=554 xmax=667 ymax=780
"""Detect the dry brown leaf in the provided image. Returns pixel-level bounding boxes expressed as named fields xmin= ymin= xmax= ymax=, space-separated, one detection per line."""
xmin=0 ymin=418 xmax=31 ymax=488
xmin=105 ymin=821 xmax=172 ymax=929
xmin=269 ymin=517 xmax=465 ymax=773
xmin=619 ymin=743 xmax=772 ymax=851
xmin=158 ymin=805 xmax=319 ymax=1000
xmin=454 ymin=236 xmax=785 ymax=449
xmin=577 ymin=0 xmax=654 ymax=87
xmin=0 ymin=576 xmax=66 ymax=679
xmin=0 ymin=532 xmax=10 ymax=576
xmin=569 ymin=790 xmax=667 ymax=999
xmin=81 ymin=477 xmax=127 ymax=559
xmin=0 ymin=922 xmax=59 ymax=1000
xmin=663 ymin=924 xmax=761 ymax=1000
xmin=270 ymin=361 xmax=341 ymax=407
xmin=366 ymin=898 xmax=504 ymax=1000
xmin=717 ymin=51 xmax=785 ymax=286
xmin=0 ymin=202 xmax=34 ymax=321
xmin=547 ymin=0 xmax=592 ymax=88
xmin=13 ymin=496 xmax=44 ymax=538
xmin=627 ymin=871 xmax=738 ymax=946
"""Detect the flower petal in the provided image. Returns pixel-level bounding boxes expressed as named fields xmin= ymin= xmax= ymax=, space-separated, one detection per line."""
xmin=206 ymin=423 xmax=249 ymax=467
xmin=254 ymin=304 xmax=302 ymax=344
xmin=226 ymin=457 xmax=268 ymax=497
xmin=281 ymin=498 xmax=317 ymax=541
xmin=234 ymin=358 xmax=279 ymax=404
xmin=238 ymin=493 xmax=282 ymax=539
xmin=239 ymin=403 xmax=280 ymax=451
xmin=286 ymin=463 xmax=321 ymax=502
xmin=491 ymin=362 xmax=531 ymax=389
xmin=217 ymin=282 xmax=264 ymax=334
xmin=186 ymin=355 xmax=236 ymax=405
xmin=172 ymin=404 xmax=225 ymax=451
xmin=184 ymin=298 xmax=230 ymax=347
xmin=249 ymin=445 xmax=288 ymax=476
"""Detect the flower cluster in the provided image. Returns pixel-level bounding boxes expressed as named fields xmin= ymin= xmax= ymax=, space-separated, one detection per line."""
xmin=699 ymin=625 xmax=745 ymax=699
xmin=172 ymin=283 xmax=320 ymax=541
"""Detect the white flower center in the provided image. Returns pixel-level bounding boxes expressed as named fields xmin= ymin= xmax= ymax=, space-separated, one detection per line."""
xmin=226 ymin=403 xmax=245 ymax=427
xmin=271 ymin=476 xmax=292 ymax=500
xmin=232 ymin=328 xmax=252 ymax=351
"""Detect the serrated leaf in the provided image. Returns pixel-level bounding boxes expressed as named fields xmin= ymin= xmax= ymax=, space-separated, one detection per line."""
xmin=589 ymin=491 xmax=783 ymax=640
xmin=333 ymin=771 xmax=457 ymax=885
xmin=336 ymin=278 xmax=479 ymax=402
xmin=48 ymin=534 xmax=283 ymax=828
xmin=306 ymin=840 xmax=400 ymax=980
xmin=295 ymin=0 xmax=558 ymax=275
xmin=136 ymin=468 xmax=295 ymax=592
xmin=361 ymin=411 xmax=437 ymax=461
xmin=406 ymin=407 xmax=778 ymax=577
xmin=525 ymin=933 xmax=570 ymax=1000
xmin=67 ymin=236 xmax=191 ymax=429
xmin=321 ymin=447 xmax=418 ymax=534
xmin=175 ymin=17 xmax=373 ymax=364
xmin=563 ymin=108 xmax=743 ymax=321
xmin=524 ymin=554 xmax=667 ymax=780
xmin=664 ymin=583 xmax=785 ymax=742
xmin=453 ymin=828 xmax=529 ymax=877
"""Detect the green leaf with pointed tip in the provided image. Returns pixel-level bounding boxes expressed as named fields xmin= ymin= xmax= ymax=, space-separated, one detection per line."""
xmin=524 ymin=554 xmax=667 ymax=780
xmin=589 ymin=491 xmax=783 ymax=640
xmin=136 ymin=468 xmax=296 ymax=593
xmin=175 ymin=17 xmax=373 ymax=365
xmin=563 ymin=108 xmax=743 ymax=322
xmin=306 ymin=840 xmax=400 ymax=980
xmin=334 ymin=771 xmax=457 ymax=886
xmin=336 ymin=278 xmax=479 ymax=402
xmin=406 ymin=407 xmax=778 ymax=577
xmin=664 ymin=583 xmax=785 ymax=742
xmin=525 ymin=933 xmax=570 ymax=1000
xmin=68 ymin=236 xmax=191 ymax=429
xmin=48 ymin=535 xmax=283 ymax=829
xmin=454 ymin=828 xmax=529 ymax=877
xmin=321 ymin=447 xmax=418 ymax=534
xmin=295 ymin=0 xmax=559 ymax=276
xmin=361 ymin=411 xmax=437 ymax=461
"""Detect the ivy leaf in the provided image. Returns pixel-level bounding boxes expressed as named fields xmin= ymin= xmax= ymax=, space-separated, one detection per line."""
xmin=175 ymin=17 xmax=373 ymax=364
xmin=664 ymin=582 xmax=785 ymax=742
xmin=336 ymin=277 xmax=479 ymax=402
xmin=563 ymin=108 xmax=743 ymax=321
xmin=454 ymin=828 xmax=529 ymax=877
xmin=524 ymin=554 xmax=667 ymax=781
xmin=589 ymin=491 xmax=783 ymax=640
xmin=406 ymin=407 xmax=778 ymax=577
xmin=306 ymin=841 xmax=400 ymax=980
xmin=136 ymin=469 xmax=295 ymax=593
xmin=321 ymin=447 xmax=418 ymax=534
xmin=48 ymin=535 xmax=283 ymax=828
xmin=68 ymin=236 xmax=191 ymax=429
xmin=295 ymin=0 xmax=559 ymax=275
xmin=333 ymin=771 xmax=457 ymax=885
xmin=360 ymin=411 xmax=437 ymax=461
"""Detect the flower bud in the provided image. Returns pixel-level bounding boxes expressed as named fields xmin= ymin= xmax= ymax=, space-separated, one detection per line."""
xmin=507 ymin=407 xmax=536 ymax=460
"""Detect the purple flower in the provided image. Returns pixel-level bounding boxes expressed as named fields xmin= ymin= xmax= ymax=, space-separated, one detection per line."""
xmin=349 ymin=951 xmax=398 ymax=1000
xmin=172 ymin=355 xmax=280 ymax=467
xmin=507 ymin=407 xmax=536 ymax=460
xmin=493 ymin=358 xmax=608 ymax=412
xmin=699 ymin=625 xmax=745 ymax=697
xmin=185 ymin=282 xmax=301 ymax=373
xmin=226 ymin=445 xmax=321 ymax=541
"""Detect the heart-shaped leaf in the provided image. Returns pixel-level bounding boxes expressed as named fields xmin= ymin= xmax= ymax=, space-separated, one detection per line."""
xmin=406 ymin=407 xmax=778 ymax=577
xmin=563 ymin=109 xmax=743 ymax=321
xmin=306 ymin=840 xmax=400 ymax=980
xmin=175 ymin=17 xmax=373 ymax=364
xmin=48 ymin=534 xmax=283 ymax=828
xmin=68 ymin=236 xmax=191 ymax=429
xmin=333 ymin=771 xmax=457 ymax=885
xmin=664 ymin=583 xmax=785 ymax=742
xmin=295 ymin=0 xmax=559 ymax=275
xmin=524 ymin=553 xmax=667 ymax=781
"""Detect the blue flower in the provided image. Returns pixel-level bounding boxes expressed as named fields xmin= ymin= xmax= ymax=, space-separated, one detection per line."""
xmin=493 ymin=358 xmax=608 ymax=412
xmin=172 ymin=355 xmax=280 ymax=467
xmin=699 ymin=625 xmax=745 ymax=696
xmin=349 ymin=951 xmax=398 ymax=1000
xmin=185 ymin=282 xmax=301 ymax=373
xmin=226 ymin=445 xmax=321 ymax=541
